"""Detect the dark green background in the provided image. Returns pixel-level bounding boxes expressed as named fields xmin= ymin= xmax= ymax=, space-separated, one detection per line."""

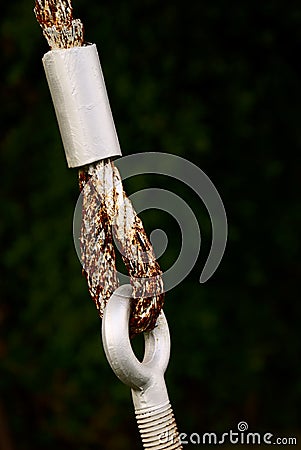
xmin=1 ymin=1 xmax=300 ymax=448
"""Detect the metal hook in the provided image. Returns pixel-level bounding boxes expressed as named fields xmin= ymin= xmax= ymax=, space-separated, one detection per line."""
xmin=102 ymin=284 xmax=170 ymax=409
xmin=102 ymin=284 xmax=183 ymax=449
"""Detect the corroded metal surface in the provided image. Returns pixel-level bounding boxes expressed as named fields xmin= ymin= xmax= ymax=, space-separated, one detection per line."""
xmin=79 ymin=167 xmax=119 ymax=319
xmin=80 ymin=161 xmax=165 ymax=337
xmin=34 ymin=0 xmax=84 ymax=49
xmin=35 ymin=0 xmax=164 ymax=336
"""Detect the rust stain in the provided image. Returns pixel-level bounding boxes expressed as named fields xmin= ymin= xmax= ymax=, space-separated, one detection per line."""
xmin=79 ymin=165 xmax=119 ymax=318
xmin=34 ymin=0 xmax=84 ymax=49
xmin=35 ymin=0 xmax=164 ymax=337
xmin=80 ymin=160 xmax=164 ymax=337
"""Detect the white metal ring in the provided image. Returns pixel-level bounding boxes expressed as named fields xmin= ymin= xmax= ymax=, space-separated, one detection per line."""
xmin=102 ymin=284 xmax=170 ymax=391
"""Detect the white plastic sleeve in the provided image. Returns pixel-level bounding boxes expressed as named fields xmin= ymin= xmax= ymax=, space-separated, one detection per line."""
xmin=42 ymin=44 xmax=122 ymax=168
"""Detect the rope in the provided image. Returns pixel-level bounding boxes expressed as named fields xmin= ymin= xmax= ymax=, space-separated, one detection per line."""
xmin=34 ymin=0 xmax=84 ymax=49
xmin=80 ymin=160 xmax=164 ymax=337
xmin=34 ymin=0 xmax=164 ymax=337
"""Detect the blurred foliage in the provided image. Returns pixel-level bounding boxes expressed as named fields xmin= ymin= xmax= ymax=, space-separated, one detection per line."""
xmin=1 ymin=0 xmax=301 ymax=449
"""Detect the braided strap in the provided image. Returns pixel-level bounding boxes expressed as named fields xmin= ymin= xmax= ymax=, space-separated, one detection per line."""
xmin=79 ymin=160 xmax=165 ymax=337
